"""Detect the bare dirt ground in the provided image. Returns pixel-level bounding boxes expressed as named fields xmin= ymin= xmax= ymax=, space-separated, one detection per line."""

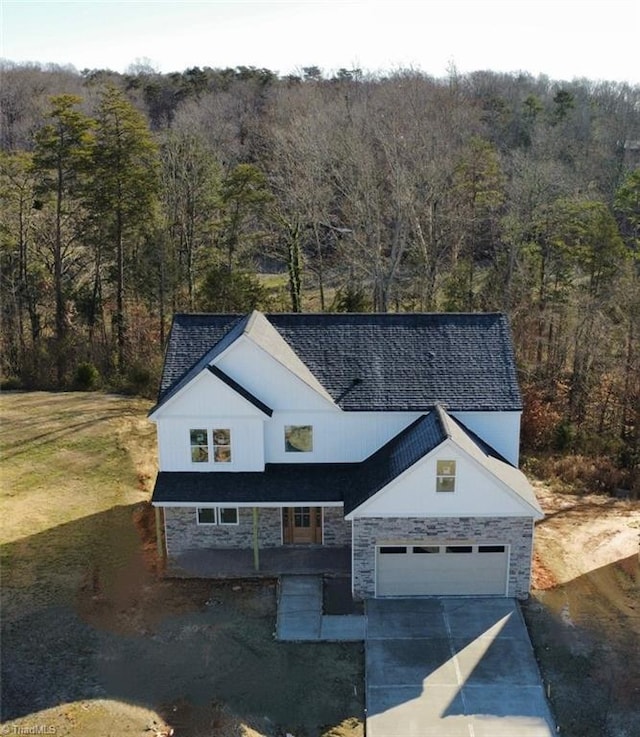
xmin=3 ymin=392 xmax=638 ymax=737
xmin=0 ymin=392 xmax=363 ymax=737
xmin=523 ymin=481 xmax=640 ymax=737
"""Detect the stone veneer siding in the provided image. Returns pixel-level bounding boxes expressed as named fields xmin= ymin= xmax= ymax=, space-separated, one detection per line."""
xmin=165 ymin=507 xmax=282 ymax=556
xmin=322 ymin=506 xmax=352 ymax=546
xmin=352 ymin=516 xmax=534 ymax=600
xmin=165 ymin=504 xmax=352 ymax=557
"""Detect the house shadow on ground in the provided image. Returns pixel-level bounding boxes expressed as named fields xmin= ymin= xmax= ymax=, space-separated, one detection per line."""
xmin=1 ymin=505 xmax=363 ymax=733
xmin=521 ymin=554 xmax=640 ymax=737
xmin=366 ymin=554 xmax=639 ymax=736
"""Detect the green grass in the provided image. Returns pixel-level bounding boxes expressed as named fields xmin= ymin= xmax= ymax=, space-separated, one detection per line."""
xmin=0 ymin=391 xmax=155 ymax=618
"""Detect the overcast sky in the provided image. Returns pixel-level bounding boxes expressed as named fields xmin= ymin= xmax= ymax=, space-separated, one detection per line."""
xmin=2 ymin=0 xmax=638 ymax=83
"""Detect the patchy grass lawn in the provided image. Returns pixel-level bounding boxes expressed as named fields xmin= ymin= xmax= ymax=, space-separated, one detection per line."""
xmin=1 ymin=392 xmax=364 ymax=737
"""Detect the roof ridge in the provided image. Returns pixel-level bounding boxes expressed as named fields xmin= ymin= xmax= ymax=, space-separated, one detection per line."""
xmin=434 ymin=403 xmax=452 ymax=439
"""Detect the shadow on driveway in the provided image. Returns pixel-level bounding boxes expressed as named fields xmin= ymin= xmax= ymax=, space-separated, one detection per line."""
xmin=366 ymin=597 xmax=556 ymax=737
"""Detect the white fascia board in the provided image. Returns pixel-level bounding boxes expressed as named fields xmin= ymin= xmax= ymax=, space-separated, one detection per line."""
xmin=344 ymin=437 xmax=452 ymax=521
xmin=153 ymin=500 xmax=344 ymax=508
xmin=453 ymin=440 xmax=544 ymax=519
xmin=345 ymin=437 xmax=542 ymax=521
xmin=215 ymin=333 xmax=339 ymax=412
xmin=149 ymin=369 xmax=209 ymax=419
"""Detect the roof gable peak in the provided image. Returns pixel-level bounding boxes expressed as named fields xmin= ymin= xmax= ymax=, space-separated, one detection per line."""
xmin=237 ymin=310 xmax=335 ymax=405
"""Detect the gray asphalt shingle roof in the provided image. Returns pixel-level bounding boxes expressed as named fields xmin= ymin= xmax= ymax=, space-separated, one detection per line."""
xmin=156 ymin=311 xmax=522 ymax=412
xmin=151 ymin=408 xmax=541 ymax=517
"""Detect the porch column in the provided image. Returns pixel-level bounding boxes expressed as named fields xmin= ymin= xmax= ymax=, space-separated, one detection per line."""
xmin=252 ymin=507 xmax=260 ymax=571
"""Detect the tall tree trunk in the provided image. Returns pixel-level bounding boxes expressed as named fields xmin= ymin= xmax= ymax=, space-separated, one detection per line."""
xmin=115 ymin=207 xmax=125 ymax=372
xmin=54 ymin=147 xmax=66 ymax=384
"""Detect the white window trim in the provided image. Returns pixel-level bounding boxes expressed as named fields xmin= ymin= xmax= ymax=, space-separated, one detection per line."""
xmin=218 ymin=507 xmax=239 ymax=526
xmin=436 ymin=459 xmax=456 ymax=492
xmin=195 ymin=507 xmax=239 ymax=526
xmin=190 ymin=428 xmax=210 ymax=464
xmin=212 ymin=428 xmax=232 ymax=464
xmin=196 ymin=507 xmax=217 ymax=525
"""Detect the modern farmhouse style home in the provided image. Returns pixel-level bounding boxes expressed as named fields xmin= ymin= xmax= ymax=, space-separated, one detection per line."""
xmin=149 ymin=310 xmax=543 ymax=599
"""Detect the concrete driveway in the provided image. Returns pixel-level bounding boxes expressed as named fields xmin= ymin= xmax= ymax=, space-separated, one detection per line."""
xmin=366 ymin=598 xmax=556 ymax=737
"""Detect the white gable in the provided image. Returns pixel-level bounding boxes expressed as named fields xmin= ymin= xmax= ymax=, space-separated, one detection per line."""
xmin=215 ymin=334 xmax=337 ymax=412
xmin=349 ymin=439 xmax=541 ymax=520
xmin=243 ymin=311 xmax=334 ymax=403
xmin=150 ymin=368 xmax=267 ymax=419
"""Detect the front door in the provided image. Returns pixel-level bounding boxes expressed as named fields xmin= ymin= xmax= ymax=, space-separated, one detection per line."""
xmin=283 ymin=507 xmax=322 ymax=544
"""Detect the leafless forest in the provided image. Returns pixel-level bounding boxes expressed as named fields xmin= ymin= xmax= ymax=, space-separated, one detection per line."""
xmin=1 ymin=62 xmax=638 ymax=486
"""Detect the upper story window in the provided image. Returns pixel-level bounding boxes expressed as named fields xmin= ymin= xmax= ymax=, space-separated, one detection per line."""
xmin=213 ymin=428 xmax=231 ymax=463
xmin=436 ymin=460 xmax=456 ymax=492
xmin=190 ymin=429 xmax=209 ymax=463
xmin=285 ymin=425 xmax=313 ymax=452
xmin=190 ymin=428 xmax=232 ymax=464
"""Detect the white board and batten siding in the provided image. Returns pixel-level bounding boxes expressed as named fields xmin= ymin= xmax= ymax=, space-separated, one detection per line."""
xmin=376 ymin=543 xmax=510 ymax=596
xmin=452 ymin=411 xmax=522 ymax=466
xmin=156 ymin=417 xmax=265 ymax=471
xmin=152 ymin=370 xmax=267 ymax=471
xmin=157 ymin=410 xmax=422 ymax=470
xmin=350 ymin=443 xmax=531 ymax=519
xmin=215 ymin=337 xmax=335 ymax=412
xmin=264 ymin=411 xmax=421 ymax=464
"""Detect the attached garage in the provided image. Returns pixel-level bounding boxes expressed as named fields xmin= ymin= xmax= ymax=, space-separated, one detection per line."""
xmin=376 ymin=543 xmax=509 ymax=597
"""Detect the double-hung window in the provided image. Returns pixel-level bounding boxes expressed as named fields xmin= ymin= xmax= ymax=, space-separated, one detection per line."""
xmin=189 ymin=428 xmax=232 ymax=464
xmin=190 ymin=429 xmax=209 ymax=463
xmin=436 ymin=460 xmax=456 ymax=492
xmin=213 ymin=429 xmax=232 ymax=463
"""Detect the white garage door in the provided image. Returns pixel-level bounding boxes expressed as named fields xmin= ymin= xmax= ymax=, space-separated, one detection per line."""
xmin=376 ymin=544 xmax=509 ymax=596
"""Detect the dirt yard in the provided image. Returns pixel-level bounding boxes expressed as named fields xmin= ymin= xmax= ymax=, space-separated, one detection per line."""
xmin=523 ymin=481 xmax=640 ymax=737
xmin=0 ymin=392 xmax=363 ymax=737
xmin=2 ymin=392 xmax=638 ymax=737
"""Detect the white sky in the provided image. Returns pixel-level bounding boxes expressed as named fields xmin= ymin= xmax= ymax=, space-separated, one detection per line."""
xmin=1 ymin=0 xmax=638 ymax=84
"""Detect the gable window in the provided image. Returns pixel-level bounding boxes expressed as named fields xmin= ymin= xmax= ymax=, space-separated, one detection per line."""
xmin=213 ymin=428 xmax=231 ymax=463
xmin=285 ymin=425 xmax=313 ymax=452
xmin=197 ymin=508 xmax=216 ymax=525
xmin=436 ymin=460 xmax=456 ymax=492
xmin=190 ymin=429 xmax=209 ymax=463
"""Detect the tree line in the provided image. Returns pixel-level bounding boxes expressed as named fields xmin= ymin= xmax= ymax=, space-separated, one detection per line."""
xmin=1 ymin=62 xmax=639 ymax=485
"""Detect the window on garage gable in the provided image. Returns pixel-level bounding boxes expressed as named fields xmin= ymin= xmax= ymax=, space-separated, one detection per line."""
xmin=436 ymin=460 xmax=456 ymax=492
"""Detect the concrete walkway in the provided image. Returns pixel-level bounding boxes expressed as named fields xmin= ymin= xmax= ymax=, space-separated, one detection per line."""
xmin=276 ymin=575 xmax=366 ymax=642
xmin=366 ymin=598 xmax=556 ymax=737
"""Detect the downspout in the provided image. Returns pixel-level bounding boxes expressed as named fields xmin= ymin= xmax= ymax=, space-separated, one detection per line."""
xmin=253 ymin=507 xmax=260 ymax=572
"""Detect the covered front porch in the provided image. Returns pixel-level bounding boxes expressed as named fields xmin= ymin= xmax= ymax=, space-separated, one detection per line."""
xmin=165 ymin=545 xmax=352 ymax=579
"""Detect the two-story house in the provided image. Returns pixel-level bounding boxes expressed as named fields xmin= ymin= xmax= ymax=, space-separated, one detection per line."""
xmin=149 ymin=310 xmax=543 ymax=599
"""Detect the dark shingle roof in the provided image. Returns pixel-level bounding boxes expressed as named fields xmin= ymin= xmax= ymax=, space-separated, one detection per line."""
xmin=343 ymin=412 xmax=446 ymax=514
xmin=152 ymin=405 xmax=541 ymax=517
xmin=156 ymin=311 xmax=522 ymax=412
xmin=152 ymin=413 xmax=446 ymax=511
xmin=152 ymin=465 xmax=351 ymax=505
